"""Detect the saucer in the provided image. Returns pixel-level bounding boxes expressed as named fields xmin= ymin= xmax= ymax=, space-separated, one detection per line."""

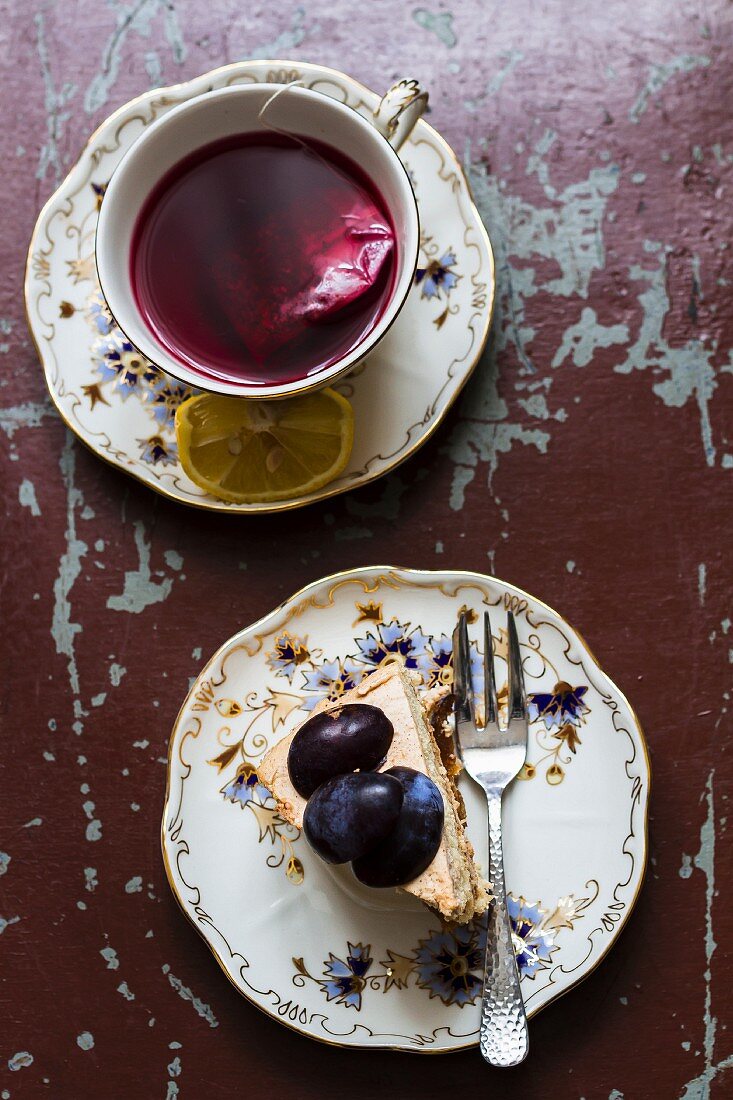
xmin=25 ymin=62 xmax=495 ymax=514
xmin=162 ymin=566 xmax=649 ymax=1051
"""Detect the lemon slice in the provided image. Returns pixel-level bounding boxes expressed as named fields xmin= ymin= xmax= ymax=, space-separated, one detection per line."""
xmin=175 ymin=388 xmax=354 ymax=503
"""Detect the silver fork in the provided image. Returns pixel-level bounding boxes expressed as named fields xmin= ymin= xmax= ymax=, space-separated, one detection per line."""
xmin=452 ymin=609 xmax=529 ymax=1067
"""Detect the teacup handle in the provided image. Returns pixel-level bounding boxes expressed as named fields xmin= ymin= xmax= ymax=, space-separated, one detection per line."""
xmin=372 ymin=78 xmax=429 ymax=152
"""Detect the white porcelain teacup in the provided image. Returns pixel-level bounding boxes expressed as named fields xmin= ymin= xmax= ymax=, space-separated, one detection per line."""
xmin=96 ymin=78 xmax=428 ymax=399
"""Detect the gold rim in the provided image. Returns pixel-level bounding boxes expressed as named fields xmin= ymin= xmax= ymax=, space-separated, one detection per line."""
xmin=24 ymin=60 xmax=495 ymax=515
xmin=161 ymin=564 xmax=650 ymax=1052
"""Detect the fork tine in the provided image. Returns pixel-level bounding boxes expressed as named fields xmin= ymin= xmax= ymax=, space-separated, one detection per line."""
xmin=452 ymin=611 xmax=475 ymax=725
xmin=483 ymin=611 xmax=498 ymax=726
xmin=507 ymin=611 xmax=526 ymax=719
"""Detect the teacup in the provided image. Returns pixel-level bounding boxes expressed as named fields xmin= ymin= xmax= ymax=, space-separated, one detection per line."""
xmin=96 ymin=78 xmax=427 ymax=399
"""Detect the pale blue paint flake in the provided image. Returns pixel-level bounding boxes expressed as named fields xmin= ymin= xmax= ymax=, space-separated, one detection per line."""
xmin=100 ymin=946 xmax=119 ymax=970
xmin=18 ymin=479 xmax=40 ymax=516
xmin=245 ymin=7 xmax=312 ymax=60
xmin=84 ymin=0 xmax=186 ymax=114
xmin=161 ymin=964 xmax=219 ymax=1027
xmin=552 ymin=307 xmax=628 ymax=368
xmin=617 ymin=261 xmax=725 ymax=467
xmin=164 ymin=549 xmax=184 ymax=571
xmin=629 ymin=54 xmax=710 ymax=123
xmin=107 ymin=521 xmax=173 ymax=613
xmin=413 ymin=9 xmax=457 ymax=48
xmin=8 ymin=1051 xmax=33 ymax=1071
xmin=51 ymin=438 xmax=88 ymax=730
xmin=109 ymin=662 xmax=127 ymax=686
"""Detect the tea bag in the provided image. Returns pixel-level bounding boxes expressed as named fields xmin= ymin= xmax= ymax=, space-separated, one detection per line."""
xmin=287 ymin=200 xmax=394 ymax=323
xmin=215 ymin=193 xmax=394 ymax=364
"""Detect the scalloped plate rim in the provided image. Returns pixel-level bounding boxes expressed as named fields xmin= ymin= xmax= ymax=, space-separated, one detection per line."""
xmin=161 ymin=564 xmax=650 ymax=1051
xmin=24 ymin=60 xmax=496 ymax=514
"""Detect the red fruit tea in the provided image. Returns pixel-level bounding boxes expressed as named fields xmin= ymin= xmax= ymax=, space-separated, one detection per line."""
xmin=130 ymin=132 xmax=397 ymax=386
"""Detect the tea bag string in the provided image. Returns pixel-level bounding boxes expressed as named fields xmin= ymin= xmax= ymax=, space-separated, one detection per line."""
xmin=257 ymin=80 xmax=359 ymax=204
xmin=256 ymin=80 xmax=394 ymax=311
xmin=257 ymin=79 xmax=305 ymax=129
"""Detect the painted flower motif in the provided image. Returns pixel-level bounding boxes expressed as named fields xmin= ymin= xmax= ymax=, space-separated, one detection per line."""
xmin=146 ymin=376 xmax=196 ymax=430
xmin=414 ymin=924 xmax=483 ymax=1007
xmin=507 ymin=896 xmax=556 ymax=977
xmin=301 ymin=658 xmax=363 ymax=711
xmin=91 ymin=181 xmax=108 ymax=209
xmin=417 ymin=633 xmax=454 ymax=690
xmin=417 ymin=633 xmax=485 ymax=696
xmin=293 ymin=891 xmax=574 ymax=1010
xmin=92 ymin=332 xmax=160 ymax=399
xmin=138 ymin=435 xmax=178 ymax=467
xmin=267 ymin=632 xmax=311 ymax=680
xmin=528 ymin=682 xmax=589 ymax=731
xmin=221 ymin=761 xmax=272 ymax=807
xmin=354 ymin=618 xmax=430 ymax=674
xmin=319 ymin=943 xmax=372 ymax=1009
xmin=67 ymin=254 xmax=96 ymax=284
xmin=85 ymin=288 xmax=115 ymax=336
xmin=415 ymin=250 xmax=459 ymax=300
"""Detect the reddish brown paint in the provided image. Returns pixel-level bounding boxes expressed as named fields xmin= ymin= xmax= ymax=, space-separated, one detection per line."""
xmin=1 ymin=1 xmax=732 ymax=1097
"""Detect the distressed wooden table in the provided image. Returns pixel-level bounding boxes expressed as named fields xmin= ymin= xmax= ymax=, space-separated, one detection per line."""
xmin=2 ymin=2 xmax=731 ymax=1097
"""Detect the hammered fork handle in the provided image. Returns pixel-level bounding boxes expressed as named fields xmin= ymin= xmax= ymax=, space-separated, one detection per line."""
xmin=480 ymin=793 xmax=529 ymax=1067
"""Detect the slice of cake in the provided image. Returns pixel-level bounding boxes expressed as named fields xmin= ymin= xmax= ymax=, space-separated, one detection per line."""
xmin=258 ymin=661 xmax=490 ymax=924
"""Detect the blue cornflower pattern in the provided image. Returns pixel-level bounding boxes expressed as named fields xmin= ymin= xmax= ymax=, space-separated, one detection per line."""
xmin=146 ymin=377 xmax=195 ymax=430
xmin=301 ymin=658 xmax=364 ymax=711
xmin=354 ymin=618 xmax=430 ymax=674
xmin=138 ymin=435 xmax=178 ymax=467
xmin=528 ymin=682 xmax=589 ymax=731
xmin=507 ymin=897 xmax=556 ymax=977
xmin=298 ymin=892 xmax=566 ymax=1013
xmin=91 ymin=181 xmax=107 ymax=209
xmin=93 ymin=332 xmax=159 ymax=399
xmin=415 ymin=250 xmax=459 ymax=300
xmin=266 ymin=633 xmax=311 ymax=681
xmin=319 ymin=944 xmax=372 ymax=1009
xmin=85 ymin=288 xmax=115 ymax=336
xmin=417 ymin=632 xmax=485 ymax=697
xmin=221 ymin=762 xmax=271 ymax=807
xmin=414 ymin=923 xmax=483 ymax=1007
xmin=417 ymin=633 xmax=454 ymax=689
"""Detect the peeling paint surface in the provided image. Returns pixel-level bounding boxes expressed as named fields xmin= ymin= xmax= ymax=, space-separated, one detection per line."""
xmin=2 ymin=1 xmax=732 ymax=1097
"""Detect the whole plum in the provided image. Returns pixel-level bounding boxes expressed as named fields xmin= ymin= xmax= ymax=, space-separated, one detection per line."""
xmin=287 ymin=704 xmax=394 ymax=797
xmin=352 ymin=766 xmax=444 ymax=886
xmin=303 ymin=771 xmax=404 ymax=864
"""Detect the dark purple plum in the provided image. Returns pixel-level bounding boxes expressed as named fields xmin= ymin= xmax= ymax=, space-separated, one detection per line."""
xmin=303 ymin=772 xmax=404 ymax=864
xmin=287 ymin=703 xmax=394 ymax=797
xmin=352 ymin=766 xmax=444 ymax=887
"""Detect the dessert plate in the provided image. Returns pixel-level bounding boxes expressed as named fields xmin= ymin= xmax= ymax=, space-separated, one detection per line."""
xmin=162 ymin=566 xmax=649 ymax=1051
xmin=25 ymin=61 xmax=495 ymax=514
